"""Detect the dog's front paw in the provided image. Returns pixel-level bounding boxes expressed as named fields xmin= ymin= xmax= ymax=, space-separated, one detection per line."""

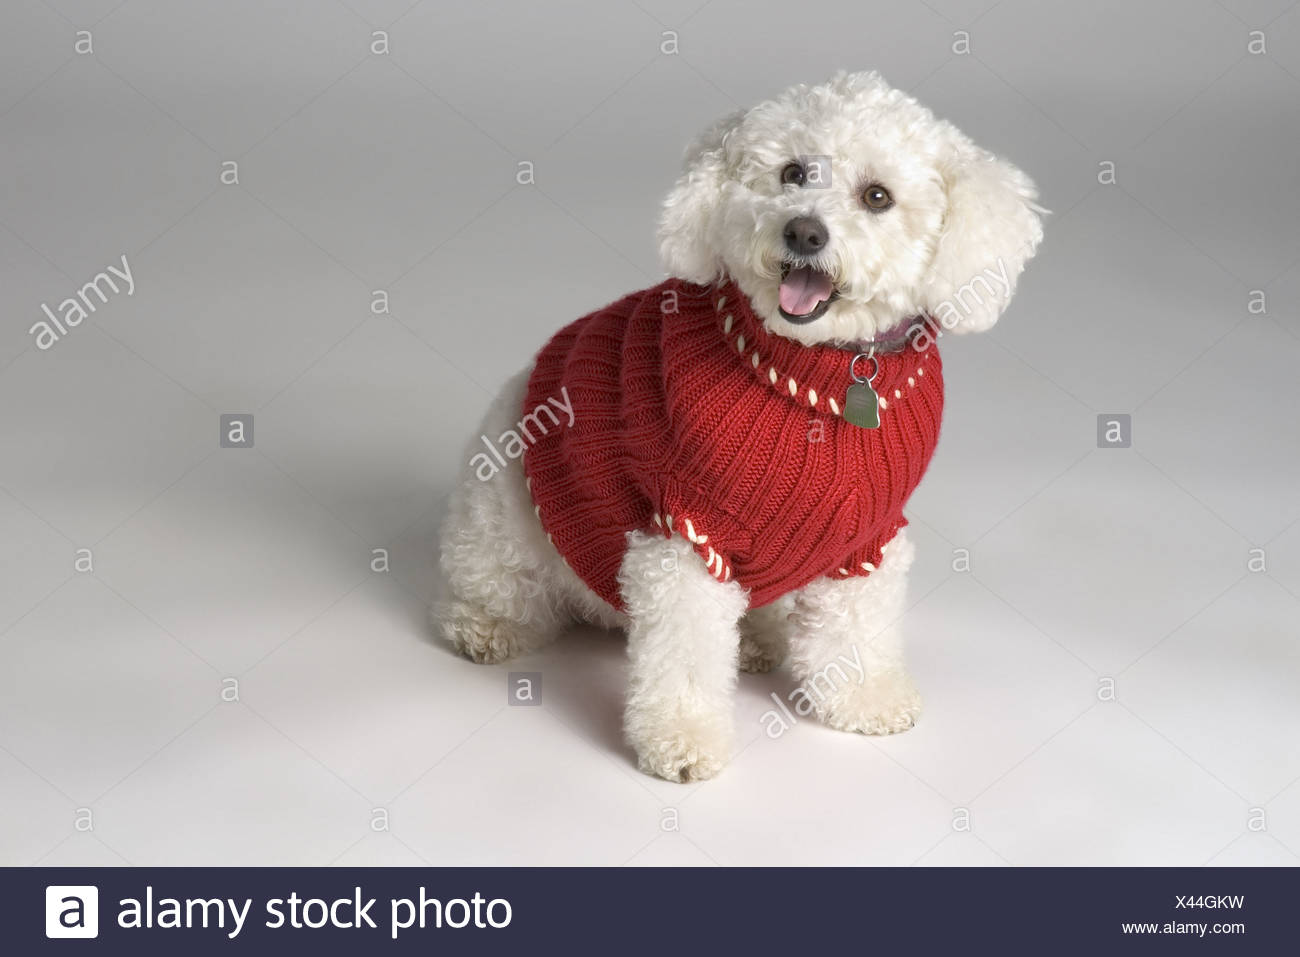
xmin=635 ymin=730 xmax=728 ymax=782
xmin=818 ymin=672 xmax=922 ymax=736
xmin=626 ymin=713 xmax=731 ymax=783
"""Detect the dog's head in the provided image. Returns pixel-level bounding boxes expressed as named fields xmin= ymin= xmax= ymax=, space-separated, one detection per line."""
xmin=657 ymin=71 xmax=1044 ymax=345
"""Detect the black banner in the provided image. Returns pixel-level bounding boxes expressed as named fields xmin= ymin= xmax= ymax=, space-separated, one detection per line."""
xmin=8 ymin=866 xmax=1295 ymax=954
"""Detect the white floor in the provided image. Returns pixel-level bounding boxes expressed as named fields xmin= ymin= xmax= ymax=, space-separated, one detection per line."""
xmin=2 ymin=0 xmax=1299 ymax=867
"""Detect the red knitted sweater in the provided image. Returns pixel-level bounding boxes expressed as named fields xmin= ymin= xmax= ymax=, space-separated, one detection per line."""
xmin=522 ymin=278 xmax=944 ymax=610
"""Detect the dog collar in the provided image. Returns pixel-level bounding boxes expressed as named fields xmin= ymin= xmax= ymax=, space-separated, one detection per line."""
xmin=834 ymin=319 xmax=925 ymax=355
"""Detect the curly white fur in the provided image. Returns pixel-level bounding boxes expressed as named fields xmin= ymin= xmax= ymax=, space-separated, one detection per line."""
xmin=659 ymin=70 xmax=1043 ymax=343
xmin=437 ymin=71 xmax=1043 ymax=781
xmin=619 ymin=531 xmax=749 ymax=782
xmin=788 ymin=528 xmax=920 ymax=734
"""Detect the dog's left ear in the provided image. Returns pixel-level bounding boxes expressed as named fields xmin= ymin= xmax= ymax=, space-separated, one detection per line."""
xmin=657 ymin=109 xmax=746 ymax=284
xmin=921 ymin=129 xmax=1044 ymax=333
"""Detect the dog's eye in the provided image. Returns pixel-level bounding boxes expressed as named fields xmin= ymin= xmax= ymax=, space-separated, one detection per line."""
xmin=780 ymin=163 xmax=806 ymax=186
xmin=862 ymin=185 xmax=893 ymax=211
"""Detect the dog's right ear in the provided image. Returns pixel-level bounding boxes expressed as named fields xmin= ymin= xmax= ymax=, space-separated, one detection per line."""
xmin=920 ymin=126 xmax=1044 ymax=333
xmin=657 ymin=109 xmax=746 ymax=284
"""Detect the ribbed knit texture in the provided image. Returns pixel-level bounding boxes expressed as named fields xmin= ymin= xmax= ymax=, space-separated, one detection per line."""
xmin=522 ymin=277 xmax=944 ymax=610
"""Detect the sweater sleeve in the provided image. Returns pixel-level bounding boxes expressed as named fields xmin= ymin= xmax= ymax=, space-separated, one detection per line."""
xmin=640 ymin=482 xmax=751 ymax=586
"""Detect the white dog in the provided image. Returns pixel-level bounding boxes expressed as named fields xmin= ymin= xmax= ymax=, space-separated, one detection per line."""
xmin=437 ymin=71 xmax=1043 ymax=782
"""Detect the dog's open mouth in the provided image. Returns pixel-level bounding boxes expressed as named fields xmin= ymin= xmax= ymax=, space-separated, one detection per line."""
xmin=778 ymin=262 xmax=837 ymax=323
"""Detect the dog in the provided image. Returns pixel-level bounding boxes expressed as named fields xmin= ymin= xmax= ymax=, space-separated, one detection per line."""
xmin=437 ymin=71 xmax=1043 ymax=782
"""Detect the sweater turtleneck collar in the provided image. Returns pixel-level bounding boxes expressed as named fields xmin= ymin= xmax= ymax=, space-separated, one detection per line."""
xmin=700 ymin=278 xmax=936 ymax=419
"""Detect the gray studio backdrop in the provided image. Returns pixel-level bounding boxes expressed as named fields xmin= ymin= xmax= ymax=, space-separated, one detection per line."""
xmin=1 ymin=0 xmax=1298 ymax=866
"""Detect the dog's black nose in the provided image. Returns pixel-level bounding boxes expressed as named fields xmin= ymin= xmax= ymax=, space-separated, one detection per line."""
xmin=783 ymin=216 xmax=828 ymax=257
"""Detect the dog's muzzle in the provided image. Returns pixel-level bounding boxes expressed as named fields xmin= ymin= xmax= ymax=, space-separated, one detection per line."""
xmin=779 ymin=217 xmax=837 ymax=323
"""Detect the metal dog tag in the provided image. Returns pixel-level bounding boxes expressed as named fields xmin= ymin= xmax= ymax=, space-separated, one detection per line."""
xmin=843 ymin=382 xmax=880 ymax=429
xmin=844 ymin=350 xmax=881 ymax=429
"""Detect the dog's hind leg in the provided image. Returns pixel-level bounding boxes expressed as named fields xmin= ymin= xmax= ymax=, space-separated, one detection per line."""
xmin=436 ymin=371 xmax=569 ymax=664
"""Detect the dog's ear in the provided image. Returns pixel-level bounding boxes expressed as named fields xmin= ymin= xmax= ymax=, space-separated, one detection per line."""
xmin=657 ymin=109 xmax=747 ymax=284
xmin=921 ymin=129 xmax=1044 ymax=333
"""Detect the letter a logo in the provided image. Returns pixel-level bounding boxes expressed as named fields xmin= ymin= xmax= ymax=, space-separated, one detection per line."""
xmin=45 ymin=886 xmax=99 ymax=938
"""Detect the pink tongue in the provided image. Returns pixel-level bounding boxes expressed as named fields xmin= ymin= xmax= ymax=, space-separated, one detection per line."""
xmin=779 ymin=265 xmax=833 ymax=316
